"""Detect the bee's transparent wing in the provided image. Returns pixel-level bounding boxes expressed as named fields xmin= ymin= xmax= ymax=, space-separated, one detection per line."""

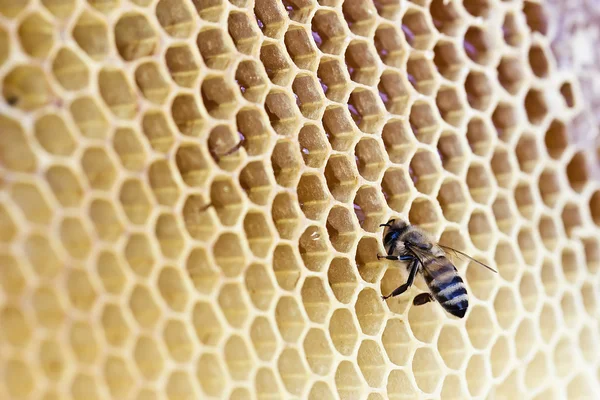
xmin=437 ymin=244 xmax=498 ymax=273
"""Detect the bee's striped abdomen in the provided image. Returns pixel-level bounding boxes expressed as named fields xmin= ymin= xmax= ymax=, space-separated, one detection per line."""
xmin=423 ymin=259 xmax=469 ymax=318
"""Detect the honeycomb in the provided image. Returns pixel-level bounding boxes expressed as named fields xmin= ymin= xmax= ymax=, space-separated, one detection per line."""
xmin=0 ymin=0 xmax=599 ymax=399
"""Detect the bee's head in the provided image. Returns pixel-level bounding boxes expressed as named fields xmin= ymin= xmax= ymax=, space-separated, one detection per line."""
xmin=381 ymin=219 xmax=409 ymax=253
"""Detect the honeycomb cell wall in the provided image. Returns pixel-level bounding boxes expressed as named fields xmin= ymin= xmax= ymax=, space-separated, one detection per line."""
xmin=0 ymin=0 xmax=599 ymax=399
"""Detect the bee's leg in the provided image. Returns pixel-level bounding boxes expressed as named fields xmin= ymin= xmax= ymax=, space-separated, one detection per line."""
xmin=382 ymin=260 xmax=419 ymax=300
xmin=413 ymin=293 xmax=434 ymax=306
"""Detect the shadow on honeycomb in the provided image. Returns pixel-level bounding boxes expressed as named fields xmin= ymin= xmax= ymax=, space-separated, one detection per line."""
xmin=0 ymin=0 xmax=599 ymax=399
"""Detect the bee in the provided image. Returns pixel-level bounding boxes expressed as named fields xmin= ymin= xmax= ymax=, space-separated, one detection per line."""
xmin=378 ymin=219 xmax=497 ymax=318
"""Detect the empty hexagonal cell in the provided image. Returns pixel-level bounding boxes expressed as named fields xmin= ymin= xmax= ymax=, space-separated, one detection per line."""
xmin=227 ymin=11 xmax=259 ymax=54
xmin=466 ymin=354 xmax=491 ymax=396
xmin=407 ymin=54 xmax=437 ymax=95
xmin=492 ymin=194 xmax=517 ymax=235
xmin=140 ymin=112 xmax=174 ymax=152
xmin=497 ymin=55 xmax=526 ymax=95
xmin=197 ymin=353 xmax=226 ymax=396
xmin=104 ymin=356 xmax=135 ymax=398
xmin=10 ymin=182 xmax=52 ymax=225
xmin=260 ymin=42 xmax=292 ymax=85
xmin=244 ymin=263 xmax=275 ymax=312
xmin=236 ymin=107 xmax=272 ymax=156
xmin=81 ymin=147 xmax=117 ymax=191
xmin=467 ymin=117 xmax=492 ymax=156
xmin=582 ymin=237 xmax=600 ymax=273
xmin=409 ymin=101 xmax=439 ymax=144
xmin=311 ymin=10 xmax=347 ymax=55
xmin=524 ymin=89 xmax=548 ymax=125
xmin=304 ymin=328 xmax=334 ymax=376
xmin=336 ymin=361 xmax=365 ymax=399
xmin=5 ymin=359 xmax=34 ymax=398
xmin=373 ymin=24 xmax=404 ymax=67
xmin=491 ymin=148 xmax=517 ymax=189
xmin=273 ymin=244 xmax=301 ymax=292
xmin=321 ymin=106 xmax=356 ymax=151
xmin=514 ymin=181 xmax=535 ymax=220
xmin=515 ymin=317 xmax=537 ymax=361
xmin=166 ymin=370 xmax=195 ymax=400
xmin=89 ymin=199 xmax=124 ymax=242
xmin=265 ymin=91 xmax=300 ymax=135
xmin=409 ymin=198 xmax=442 ymax=236
xmin=324 ymin=155 xmax=359 ymax=202
xmin=413 ymin=347 xmax=443 ymax=394
xmin=72 ymin=11 xmax=109 ymax=60
xmin=410 ymin=150 xmax=443 ymax=195
xmin=326 ymin=206 xmax=357 ymax=253
xmin=329 ymin=308 xmax=359 ymax=356
xmin=465 ymin=70 xmax=492 ymax=111
xmin=235 ymin=60 xmax=267 ymax=102
xmin=518 ymin=227 xmax=539 ymax=266
xmin=293 ymin=74 xmax=324 ymax=119
xmin=113 ymin=127 xmax=147 ymax=171
xmin=284 ymin=25 xmax=317 ymax=70
xmin=192 ymin=301 xmax=223 ymax=346
xmin=401 ymin=8 xmax=435 ymax=50
xmin=354 ymin=186 xmax=387 ymax=232
xmin=466 ymin=305 xmax=495 ymax=350
xmin=436 ymin=86 xmax=466 ymax=127
xmin=553 ymin=336 xmax=576 ymax=378
xmin=197 ymin=28 xmax=234 ymax=69
xmin=155 ymin=213 xmax=185 ymax=259
xmin=165 ymin=45 xmax=199 ymax=88
xmin=250 ymin=316 xmax=277 ymax=362
xmin=118 ymin=179 xmax=152 ymax=226
xmin=114 ymin=13 xmax=157 ymax=61
xmin=561 ymin=247 xmax=582 ymax=285
xmin=580 ymin=282 xmax=597 ymax=317
xmin=438 ymin=325 xmax=468 ymax=370
xmin=328 ymin=257 xmax=358 ymax=304
xmin=567 ymin=374 xmax=594 ymax=399
xmin=0 ymin=253 xmax=25 ymax=297
xmin=494 ymin=287 xmax=518 ymax=330
xmin=202 ymin=76 xmax=238 ymax=119
xmin=543 ymin=119 xmax=568 ymax=159
xmin=213 ymin=232 xmax=246 ymax=277
xmin=355 ymin=288 xmax=385 ymax=336
xmin=1 ymin=305 xmax=32 ymax=349
xmin=464 ymin=25 xmax=495 ymax=65
xmin=297 ymin=124 xmax=329 ymax=169
xmin=317 ymin=57 xmax=349 ymax=102
xmin=101 ymin=303 xmax=131 ymax=347
xmin=96 ymin=251 xmax=126 ymax=295
xmin=560 ymin=81 xmax=576 ymax=108
xmin=515 ymin=134 xmax=540 ymax=174
xmin=278 ymin=348 xmax=309 ymax=395
xmin=270 ymin=192 xmax=300 ymax=241
xmin=129 ymin=285 xmax=161 ymax=329
xmin=379 ymin=319 xmax=411 ymax=368
xmin=98 ymin=68 xmax=137 ymax=119
xmin=566 ymin=151 xmax=589 ymax=193
xmin=502 ymin=12 xmax=524 ymax=47
xmin=298 ymin=225 xmax=330 ymax=272
xmin=537 ymin=168 xmax=561 ymax=208
xmin=124 ymin=233 xmax=156 ymax=277
xmin=492 ymin=102 xmax=520 ymax=142
xmin=348 ymin=89 xmax=385 ymax=133
xmin=561 ymin=202 xmax=582 ymax=237
xmin=34 ymin=113 xmax=76 ymax=157
xmin=380 ymin=168 xmax=411 ymax=214
xmin=135 ymin=62 xmax=170 ymax=104
xmin=3 ymin=65 xmax=54 ymax=110
xmin=408 ymin=294 xmax=445 ymax=342
xmin=223 ymin=334 xmax=252 ymax=380
xmin=209 ymin=177 xmax=244 ymax=226
xmin=297 ymin=173 xmax=330 ymax=221
xmin=255 ymin=367 xmax=282 ymax=399
xmin=59 ymin=217 xmax=92 ymax=259
xmin=275 ymin=296 xmax=305 ymax=343
xmin=382 ymin=119 xmax=414 ymax=164
xmin=433 ymin=40 xmax=464 ymax=81
xmin=156 ymin=267 xmax=188 ymax=312
xmin=344 ymin=41 xmax=378 ymax=86
xmin=537 ymin=214 xmax=558 ymax=251
xmin=437 ymin=130 xmax=468 ymax=175
xmin=243 ymin=211 xmax=274 ymax=258
xmin=17 ymin=11 xmax=54 ymax=59
xmin=186 ymin=246 xmax=219 ymax=295
xmin=378 ymin=70 xmax=411 ymax=115
xmin=356 ymin=340 xmax=386 ymax=388
xmin=155 ymin=0 xmax=194 ymax=38
xmin=437 ymin=179 xmax=470 ymax=223
xmin=38 ymin=338 xmax=65 ymax=382
xmin=523 ymin=0 xmax=548 ymax=34
xmin=430 ymin=0 xmax=463 ymax=36
xmin=301 ymin=276 xmax=330 ymax=323
xmin=353 ymin=138 xmax=386 ymax=182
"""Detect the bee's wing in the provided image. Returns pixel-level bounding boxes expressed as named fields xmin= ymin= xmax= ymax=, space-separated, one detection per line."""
xmin=437 ymin=244 xmax=498 ymax=273
xmin=403 ymin=243 xmax=445 ymax=271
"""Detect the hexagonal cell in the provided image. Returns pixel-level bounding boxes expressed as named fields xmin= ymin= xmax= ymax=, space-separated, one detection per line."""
xmin=589 ymin=191 xmax=600 ymax=227
xmin=382 ymin=119 xmax=414 ymax=164
xmin=324 ymin=155 xmax=359 ymax=202
xmin=561 ymin=202 xmax=582 ymax=237
xmin=491 ymin=193 xmax=516 ymax=235
xmin=129 ymin=285 xmax=161 ymax=329
xmin=329 ymin=308 xmax=359 ymax=356
xmin=52 ymin=47 xmax=90 ymax=92
xmin=355 ymin=236 xmax=385 ymax=284
xmin=379 ymin=319 xmax=411 ymax=368
xmin=514 ymin=181 xmax=535 ymax=220
xmin=301 ymin=276 xmax=330 ymax=323
xmin=410 ymin=150 xmax=443 ymax=195
xmin=566 ymin=151 xmax=589 ymax=193
xmin=344 ymin=41 xmax=378 ymax=86
xmin=407 ymin=54 xmax=437 ymax=95
xmin=437 ymin=179 xmax=469 ymax=223
xmin=104 ymin=356 xmax=135 ymax=398
xmin=260 ymin=42 xmax=293 ymax=85
xmin=413 ymin=347 xmax=443 ymax=394
xmin=335 ymin=361 xmax=365 ymax=399
xmin=118 ymin=179 xmax=152 ymax=226
xmin=297 ymin=173 xmax=330 ymax=221
xmin=209 ymin=177 xmax=244 ymax=226
xmin=0 ymin=253 xmax=25 ymax=298
xmin=436 ymin=86 xmax=466 ymax=127
xmin=186 ymin=246 xmax=218 ymax=295
xmin=224 ymin=334 xmax=251 ymax=380
xmin=356 ymin=340 xmax=386 ymax=388
xmin=438 ymin=325 xmax=467 ymax=370
xmin=380 ymin=168 xmax=411 ymax=214
xmin=275 ymin=296 xmax=305 ymax=343
xmin=498 ymin=55 xmax=526 ymax=95
xmin=537 ymin=214 xmax=558 ymax=251
xmin=236 ymin=107 xmax=272 ymax=156
xmin=9 ymin=181 xmax=50 ymax=225
xmin=544 ymin=119 xmax=568 ymax=159
xmin=494 ymin=287 xmax=518 ymax=330
xmin=433 ymin=40 xmax=464 ymax=81
xmin=466 ymin=305 xmax=495 ymax=350
xmin=561 ymin=247 xmax=582 ymax=285
xmin=140 ymin=111 xmax=174 ymax=152
xmin=33 ymin=114 xmax=75 ymax=157
xmin=101 ymin=303 xmax=132 ymax=347
xmin=326 ymin=206 xmax=357 ymax=253
xmin=202 ymin=75 xmax=238 ymax=119
xmin=490 ymin=335 xmax=511 ymax=377
xmin=341 ymin=0 xmax=377 ymax=36
xmin=554 ymin=336 xmax=576 ymax=378
xmin=157 ymin=267 xmax=188 ymax=312
xmin=154 ymin=0 xmax=193 ymax=38
xmin=3 ymin=64 xmax=55 ymax=110
xmin=197 ymin=353 xmax=226 ymax=396
xmin=429 ymin=0 xmax=463 ymax=36
xmin=560 ymin=81 xmax=576 ymax=108
xmin=567 ymin=374 xmax=594 ymax=399
xmin=467 ymin=163 xmax=495 ymax=206
xmin=353 ymin=138 xmax=386 ymax=182
xmin=519 ymin=272 xmax=541 ymax=314
xmin=5 ymin=359 xmax=34 ymax=398
xmin=304 ymin=328 xmax=334 ymax=375
xmin=265 ymin=90 xmax=300 ymax=135
xmin=191 ymin=0 xmax=225 ymax=21
xmin=227 ymin=11 xmax=259 ymax=54
xmin=492 ymin=102 xmax=519 ymax=142
xmin=348 ymin=88 xmax=385 ymax=133
xmin=213 ymin=232 xmax=246 ymax=277
xmin=409 ymin=101 xmax=439 ymax=144
xmin=124 ymin=233 xmax=156 ymax=277
xmin=155 ymin=213 xmax=185 ymax=259
xmin=502 ymin=12 xmax=524 ymax=47
xmin=437 ymin=130 xmax=468 ymax=175
xmin=491 ymin=148 xmax=517 ymax=189
xmin=197 ymin=28 xmax=234 ymax=70
xmin=72 ymin=11 xmax=109 ymax=60
xmin=69 ymin=320 xmax=97 ymax=365
xmin=401 ymin=8 xmax=435 ymax=50
xmin=97 ymin=69 xmax=136 ymax=119
xmin=321 ymin=106 xmax=356 ymax=152
xmin=135 ymin=62 xmax=170 ymax=104
xmin=89 ymin=199 xmax=124 ymax=242
xmin=355 ymin=288 xmax=385 ymax=336
xmin=114 ymin=13 xmax=157 ymax=61
xmin=192 ymin=301 xmax=223 ymax=346
xmin=255 ymin=367 xmax=281 ymax=399
xmin=524 ymin=89 xmax=548 ymax=125
xmin=249 ymin=317 xmax=277 ymax=364
xmin=113 ymin=127 xmax=147 ymax=172
xmin=81 ymin=147 xmax=117 ymax=191
xmin=235 ymin=59 xmax=267 ymax=103
xmin=298 ymin=225 xmax=330 ymax=272
xmin=580 ymin=282 xmax=596 ymax=317
xmin=515 ymin=134 xmax=541 ymax=174
xmin=466 ymin=354 xmax=491 ymax=396
xmin=165 ymin=370 xmax=195 ymax=400
xmin=373 ymin=24 xmax=404 ymax=67
xmin=518 ymin=227 xmax=539 ymax=266
xmin=354 ymin=185 xmax=387 ymax=232
xmin=515 ymin=317 xmax=536 ymax=360
xmin=285 ymin=25 xmax=317 ymax=70
xmin=271 ymin=192 xmax=301 ymax=240
xmin=328 ymin=257 xmax=358 ymax=304
xmin=311 ymin=10 xmax=347 ymax=55
xmin=465 ymin=70 xmax=492 ymax=111
xmin=538 ymin=168 xmax=561 ymax=208
xmin=582 ymin=237 xmax=600 ymax=273
xmin=527 ymin=43 xmax=550 ymax=78
xmin=378 ymin=70 xmax=411 ymax=115
xmin=464 ymin=26 xmax=494 ymax=65
xmin=165 ymin=45 xmax=199 ymax=88
xmin=278 ymin=348 xmax=309 ymax=395
xmin=523 ymin=0 xmax=548 ymax=35
xmin=293 ymin=74 xmax=324 ymax=119
xmin=96 ymin=251 xmax=126 ymax=295
xmin=59 ymin=217 xmax=92 ymax=259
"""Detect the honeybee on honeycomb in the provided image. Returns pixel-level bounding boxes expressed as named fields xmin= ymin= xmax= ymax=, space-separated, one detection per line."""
xmin=378 ymin=219 xmax=497 ymax=318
